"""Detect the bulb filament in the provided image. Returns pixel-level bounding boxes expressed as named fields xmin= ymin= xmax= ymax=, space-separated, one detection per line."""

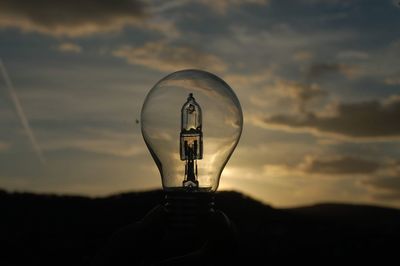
xmin=180 ymin=93 xmax=203 ymax=189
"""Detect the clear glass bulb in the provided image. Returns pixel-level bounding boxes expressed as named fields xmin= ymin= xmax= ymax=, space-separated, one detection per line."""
xmin=141 ymin=69 xmax=243 ymax=192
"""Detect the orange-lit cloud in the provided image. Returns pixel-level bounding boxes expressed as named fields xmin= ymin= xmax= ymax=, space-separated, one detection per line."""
xmin=113 ymin=42 xmax=227 ymax=73
xmin=243 ymin=78 xmax=326 ymax=116
xmin=199 ymin=0 xmax=269 ymax=14
xmin=293 ymin=51 xmax=313 ymax=62
xmin=279 ymin=80 xmax=326 ymax=113
xmin=56 ymin=42 xmax=82 ymax=53
xmin=223 ymin=68 xmax=275 ymax=88
xmin=0 ymin=141 xmax=11 ymax=152
xmin=385 ymin=75 xmax=400 ymax=85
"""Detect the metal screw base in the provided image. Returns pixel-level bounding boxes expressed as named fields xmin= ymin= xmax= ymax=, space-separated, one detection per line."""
xmin=163 ymin=191 xmax=215 ymax=253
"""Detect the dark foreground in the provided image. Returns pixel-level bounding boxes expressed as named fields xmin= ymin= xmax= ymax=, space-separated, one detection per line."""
xmin=1 ymin=189 xmax=399 ymax=265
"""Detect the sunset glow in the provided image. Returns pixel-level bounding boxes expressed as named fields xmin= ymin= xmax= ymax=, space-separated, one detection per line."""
xmin=1 ymin=0 xmax=400 ymax=208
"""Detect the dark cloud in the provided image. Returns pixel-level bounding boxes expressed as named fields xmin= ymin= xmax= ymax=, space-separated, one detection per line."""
xmin=263 ymin=96 xmax=400 ymax=139
xmin=306 ymin=63 xmax=360 ymax=80
xmin=362 ymin=176 xmax=400 ymax=200
xmin=303 ymin=0 xmax=350 ymax=3
xmin=301 ymin=156 xmax=381 ymax=175
xmin=271 ymin=63 xmax=356 ymax=115
xmin=0 ymin=0 xmax=147 ymax=37
xmin=294 ymin=84 xmax=324 ymax=105
xmin=284 ymin=82 xmax=326 ymax=113
xmin=308 ymin=63 xmax=341 ymax=78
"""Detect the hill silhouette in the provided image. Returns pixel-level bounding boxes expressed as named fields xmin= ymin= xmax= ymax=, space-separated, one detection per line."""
xmin=1 ymin=189 xmax=399 ymax=265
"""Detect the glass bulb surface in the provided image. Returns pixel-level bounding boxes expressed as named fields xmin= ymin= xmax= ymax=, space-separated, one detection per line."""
xmin=141 ymin=69 xmax=243 ymax=192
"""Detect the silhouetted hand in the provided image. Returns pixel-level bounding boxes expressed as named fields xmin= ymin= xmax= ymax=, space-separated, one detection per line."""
xmin=90 ymin=204 xmax=238 ymax=266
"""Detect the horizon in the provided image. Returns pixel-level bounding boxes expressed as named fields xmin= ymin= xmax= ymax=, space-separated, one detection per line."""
xmin=1 ymin=0 xmax=400 ymax=209
xmin=1 ymin=186 xmax=399 ymax=210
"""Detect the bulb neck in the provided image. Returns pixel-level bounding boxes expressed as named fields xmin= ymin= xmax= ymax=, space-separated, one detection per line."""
xmin=164 ymin=190 xmax=215 ymax=229
xmin=163 ymin=190 xmax=215 ymax=252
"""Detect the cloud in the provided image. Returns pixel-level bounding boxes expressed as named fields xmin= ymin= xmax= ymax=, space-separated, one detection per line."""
xmin=301 ymin=0 xmax=353 ymax=5
xmin=245 ymin=63 xmax=354 ymax=116
xmin=56 ymin=42 xmax=82 ymax=53
xmin=262 ymin=95 xmax=400 ymax=140
xmin=150 ymin=0 xmax=269 ymax=14
xmin=337 ymin=50 xmax=369 ymax=60
xmin=299 ymin=155 xmax=381 ymax=175
xmin=281 ymin=81 xmax=326 ymax=113
xmin=360 ymin=160 xmax=400 ymax=201
xmin=0 ymin=141 xmax=11 ymax=152
xmin=223 ymin=67 xmax=275 ymax=88
xmin=385 ymin=75 xmax=400 ymax=85
xmin=306 ymin=63 xmax=362 ymax=80
xmin=41 ymin=129 xmax=145 ymax=158
xmin=199 ymin=0 xmax=269 ymax=14
xmin=212 ymin=25 xmax=358 ymax=85
xmin=242 ymin=64 xmax=346 ymax=115
xmin=247 ymin=78 xmax=326 ymax=113
xmin=0 ymin=0 xmax=148 ymax=37
xmin=113 ymin=41 xmax=227 ymax=73
xmin=293 ymin=51 xmax=313 ymax=62
xmin=362 ymin=175 xmax=400 ymax=200
xmin=262 ymin=155 xmax=381 ymax=177
xmin=43 ymin=138 xmax=145 ymax=157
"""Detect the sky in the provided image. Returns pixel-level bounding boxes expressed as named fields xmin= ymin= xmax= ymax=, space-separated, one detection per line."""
xmin=1 ymin=0 xmax=400 ymax=208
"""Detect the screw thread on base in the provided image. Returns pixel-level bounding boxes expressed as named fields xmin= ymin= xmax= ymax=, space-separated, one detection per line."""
xmin=163 ymin=191 xmax=215 ymax=253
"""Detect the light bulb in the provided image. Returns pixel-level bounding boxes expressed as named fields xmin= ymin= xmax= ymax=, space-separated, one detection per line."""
xmin=141 ymin=69 xmax=243 ymax=192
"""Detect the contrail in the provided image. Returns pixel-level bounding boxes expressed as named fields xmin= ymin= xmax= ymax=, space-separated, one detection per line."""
xmin=0 ymin=58 xmax=46 ymax=164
